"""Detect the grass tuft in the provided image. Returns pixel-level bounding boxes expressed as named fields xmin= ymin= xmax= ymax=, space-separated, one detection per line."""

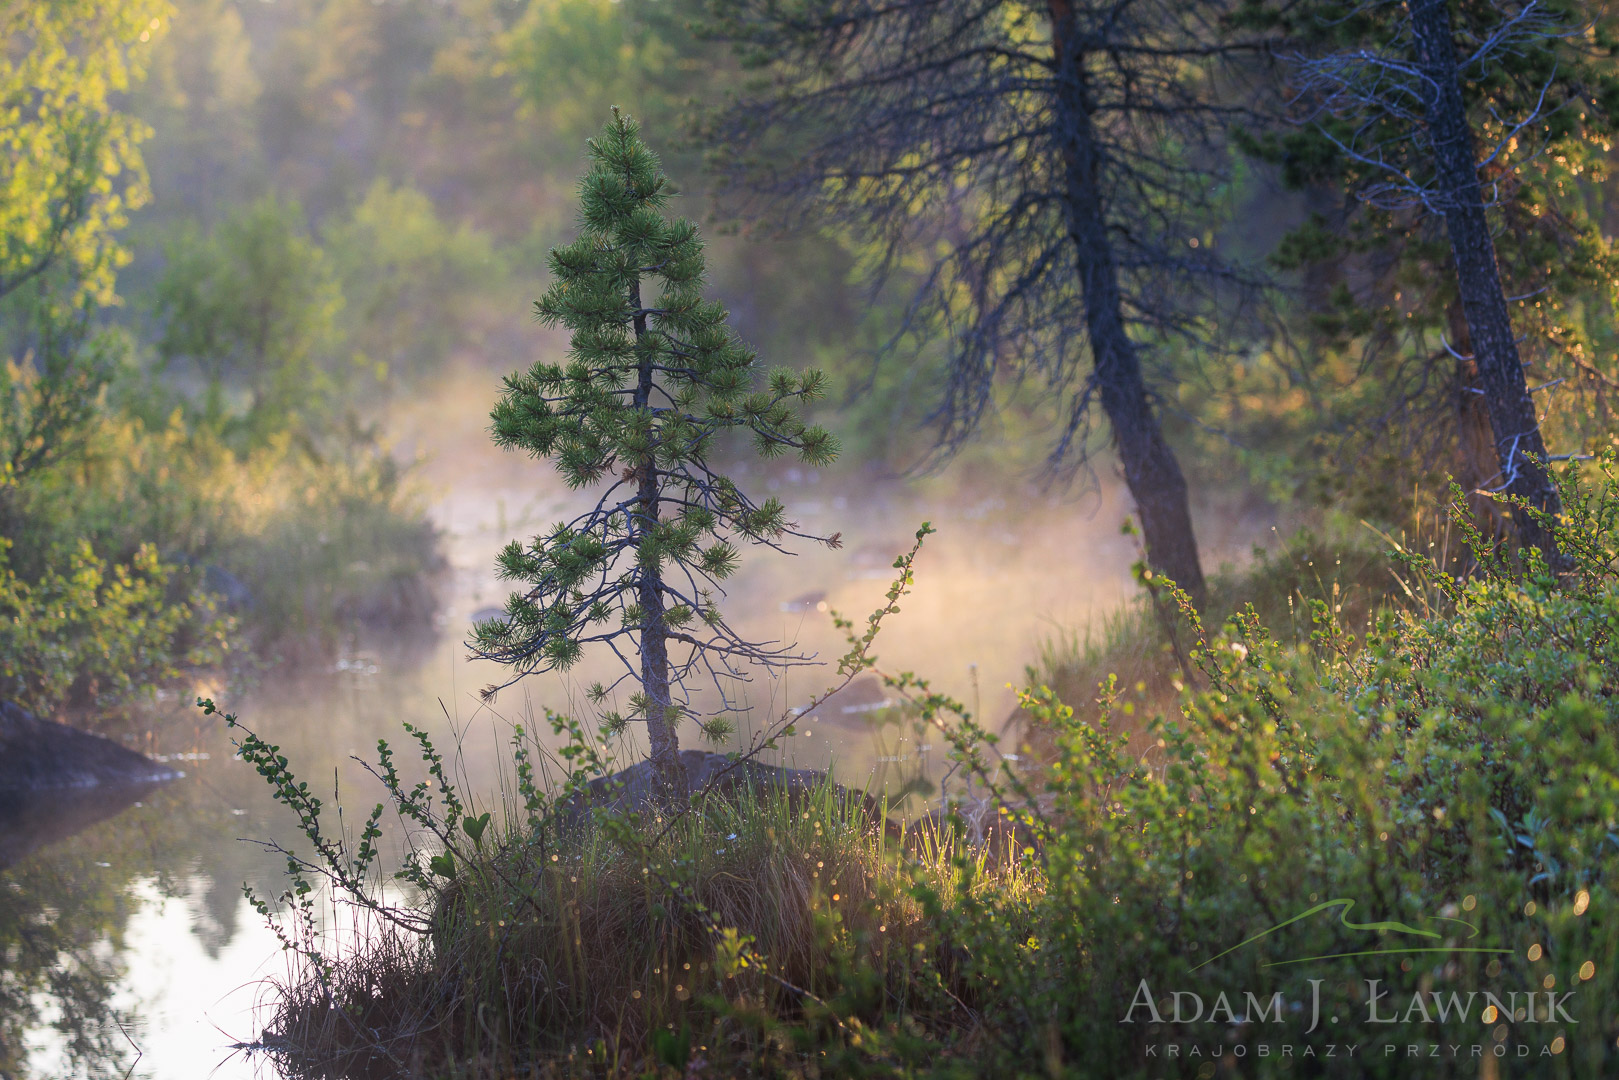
xmin=260 ymin=778 xmax=1038 ymax=1078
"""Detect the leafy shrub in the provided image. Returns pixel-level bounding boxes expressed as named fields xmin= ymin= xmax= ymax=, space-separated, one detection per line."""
xmin=0 ymin=538 xmax=228 ymax=721
xmin=915 ymin=458 xmax=1619 ymax=1076
xmin=326 ymin=180 xmax=507 ymax=387
xmin=234 ymin=458 xmax=1619 ymax=1077
xmin=1 ymin=305 xmax=441 ymax=720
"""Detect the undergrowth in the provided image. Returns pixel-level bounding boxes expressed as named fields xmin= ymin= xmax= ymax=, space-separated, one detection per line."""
xmin=226 ymin=455 xmax=1619 ymax=1078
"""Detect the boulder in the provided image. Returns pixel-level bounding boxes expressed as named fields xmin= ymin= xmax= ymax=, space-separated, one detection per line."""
xmin=555 ymin=751 xmax=1044 ymax=863
xmin=202 ymin=563 xmax=255 ymax=611
xmin=791 ymin=675 xmax=895 ymax=723
xmin=0 ymin=701 xmax=181 ymax=793
xmin=559 ymin=749 xmax=892 ymax=832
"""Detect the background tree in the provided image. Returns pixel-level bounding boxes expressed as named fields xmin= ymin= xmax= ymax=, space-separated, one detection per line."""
xmin=154 ymin=195 xmax=345 ymax=443
xmin=324 ymin=180 xmax=506 ymax=389
xmin=0 ymin=307 xmax=124 ymax=527
xmin=471 ymin=111 xmax=838 ymax=795
xmin=0 ymin=0 xmax=169 ymax=307
xmin=699 ymin=0 xmax=1272 ymax=604
xmin=0 ymin=0 xmax=170 ymax=527
xmin=1252 ymin=0 xmax=1619 ymax=554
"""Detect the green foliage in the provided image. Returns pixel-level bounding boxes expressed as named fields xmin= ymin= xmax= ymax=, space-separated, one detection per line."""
xmin=325 ymin=180 xmax=506 ymax=386
xmin=1030 ymin=523 xmax=1407 ymax=746
xmin=0 ymin=0 xmax=169 ymax=306
xmin=499 ymin=0 xmax=690 ymax=146
xmin=241 ymin=457 xmax=1619 ymax=1076
xmin=2 ymin=345 xmax=439 ymax=659
xmin=0 ymin=295 xmax=235 ymax=723
xmin=1218 ymin=0 xmax=1619 ymax=501
xmin=900 ymin=458 xmax=1619 ymax=1075
xmin=0 ymin=306 xmax=126 ymax=507
xmin=0 ymin=0 xmax=444 ymax=725
xmin=154 ymin=195 xmax=347 ymax=442
xmin=0 ymin=539 xmax=227 ymax=721
xmin=214 ymin=437 xmax=442 ymax=647
xmin=473 ymin=111 xmax=837 ymax=730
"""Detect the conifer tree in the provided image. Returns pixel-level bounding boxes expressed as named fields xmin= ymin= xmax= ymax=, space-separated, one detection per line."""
xmin=1250 ymin=0 xmax=1619 ymax=557
xmin=471 ymin=111 xmax=839 ymax=796
xmin=698 ymin=0 xmax=1273 ymax=608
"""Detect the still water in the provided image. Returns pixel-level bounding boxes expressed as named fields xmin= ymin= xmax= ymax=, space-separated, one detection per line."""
xmin=0 ymin=364 xmax=1264 ymax=1080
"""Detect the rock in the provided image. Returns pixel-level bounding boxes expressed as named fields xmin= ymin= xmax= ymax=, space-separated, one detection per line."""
xmin=792 ymin=675 xmax=895 ymax=722
xmin=162 ymin=552 xmax=255 ymax=612
xmin=0 ymin=701 xmax=181 ymax=793
xmin=559 ymin=749 xmax=894 ymax=834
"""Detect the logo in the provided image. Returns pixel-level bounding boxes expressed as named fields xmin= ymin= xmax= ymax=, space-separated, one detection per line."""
xmin=1121 ymin=897 xmax=1575 ymax=1062
xmin=1192 ymin=897 xmax=1513 ymax=971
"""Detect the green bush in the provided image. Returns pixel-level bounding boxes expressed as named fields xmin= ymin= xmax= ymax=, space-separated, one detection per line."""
xmin=0 ymin=538 xmax=228 ymax=721
xmin=918 ymin=459 xmax=1619 ymax=1076
xmin=326 ymin=180 xmax=507 ymax=387
xmin=235 ymin=458 xmax=1619 ymax=1077
xmin=0 ymin=301 xmax=441 ymax=721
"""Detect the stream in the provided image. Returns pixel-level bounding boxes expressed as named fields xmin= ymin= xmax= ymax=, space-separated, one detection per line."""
xmin=0 ymin=363 xmax=1266 ymax=1079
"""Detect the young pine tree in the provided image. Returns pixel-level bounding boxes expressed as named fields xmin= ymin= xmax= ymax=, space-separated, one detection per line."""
xmin=472 ymin=111 xmax=839 ymax=797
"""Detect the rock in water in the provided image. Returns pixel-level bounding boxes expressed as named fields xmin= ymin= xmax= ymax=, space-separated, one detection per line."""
xmin=0 ymin=701 xmax=181 ymax=792
xmin=203 ymin=563 xmax=255 ymax=611
xmin=559 ymin=749 xmax=894 ymax=832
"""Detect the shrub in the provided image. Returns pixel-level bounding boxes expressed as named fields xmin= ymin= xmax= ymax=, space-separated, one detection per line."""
xmin=233 ymin=456 xmax=1619 ymax=1077
xmin=1 ymin=322 xmax=442 ymax=721
xmin=918 ymin=458 xmax=1619 ymax=1075
xmin=0 ymin=538 xmax=228 ymax=722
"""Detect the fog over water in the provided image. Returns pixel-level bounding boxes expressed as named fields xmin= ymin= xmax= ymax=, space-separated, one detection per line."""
xmin=2 ymin=351 xmax=1272 ymax=1080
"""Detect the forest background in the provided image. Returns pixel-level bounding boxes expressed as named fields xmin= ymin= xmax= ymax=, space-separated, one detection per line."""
xmin=12 ymin=0 xmax=1619 ymax=741
xmin=10 ymin=0 xmax=1619 ymax=732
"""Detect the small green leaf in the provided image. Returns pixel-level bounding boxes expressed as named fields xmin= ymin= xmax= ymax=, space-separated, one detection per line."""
xmin=461 ymin=811 xmax=492 ymax=849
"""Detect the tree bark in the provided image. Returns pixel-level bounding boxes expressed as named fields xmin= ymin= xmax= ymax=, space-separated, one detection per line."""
xmin=1445 ymin=298 xmax=1509 ymax=542
xmin=1407 ymin=0 xmax=1564 ymax=558
xmin=1048 ymin=0 xmax=1209 ymax=605
xmin=630 ymin=277 xmax=684 ymax=800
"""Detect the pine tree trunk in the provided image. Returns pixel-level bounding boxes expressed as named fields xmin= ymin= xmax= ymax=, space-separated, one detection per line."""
xmin=1445 ymin=298 xmax=1510 ymax=542
xmin=1048 ymin=0 xmax=1208 ymax=606
xmin=1407 ymin=0 xmax=1564 ymax=558
xmin=630 ymin=278 xmax=685 ymax=800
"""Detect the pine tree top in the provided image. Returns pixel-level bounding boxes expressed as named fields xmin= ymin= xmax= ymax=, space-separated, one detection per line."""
xmin=492 ymin=109 xmax=835 ymax=490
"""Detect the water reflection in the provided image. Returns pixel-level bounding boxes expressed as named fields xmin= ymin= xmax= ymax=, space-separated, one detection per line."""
xmin=0 ymin=366 xmax=1272 ymax=1079
xmin=0 ymin=812 xmax=136 ymax=1078
xmin=0 ymin=772 xmax=257 ymax=1080
xmin=0 ymin=784 xmax=169 ymax=873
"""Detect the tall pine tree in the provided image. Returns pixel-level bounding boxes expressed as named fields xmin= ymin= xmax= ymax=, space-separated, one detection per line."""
xmin=472 ymin=111 xmax=839 ymax=796
xmin=1250 ymin=0 xmax=1619 ymax=554
xmin=699 ymin=0 xmax=1275 ymax=607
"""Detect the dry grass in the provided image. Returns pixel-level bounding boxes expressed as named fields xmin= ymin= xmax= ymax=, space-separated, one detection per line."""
xmin=258 ymin=779 xmax=1040 ymax=1079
